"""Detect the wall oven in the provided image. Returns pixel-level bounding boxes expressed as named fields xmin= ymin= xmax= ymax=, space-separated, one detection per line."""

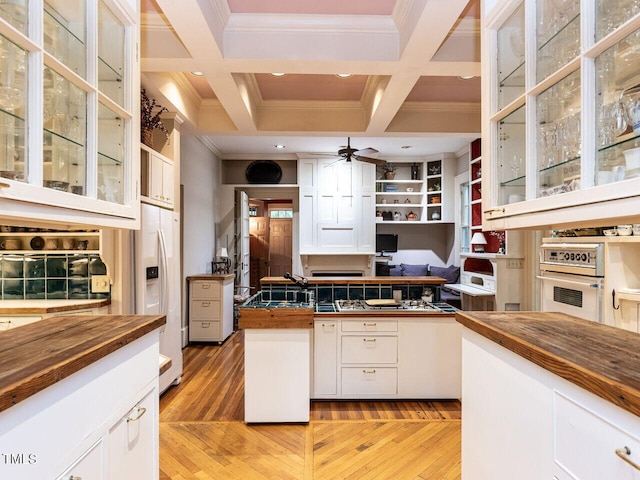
xmin=538 ymin=242 xmax=604 ymax=322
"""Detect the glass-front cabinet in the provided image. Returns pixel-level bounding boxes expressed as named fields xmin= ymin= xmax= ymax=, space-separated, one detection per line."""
xmin=0 ymin=0 xmax=139 ymax=228
xmin=483 ymin=0 xmax=640 ymax=229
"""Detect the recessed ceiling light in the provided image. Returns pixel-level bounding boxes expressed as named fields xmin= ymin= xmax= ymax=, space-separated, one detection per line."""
xmin=458 ymin=75 xmax=475 ymax=80
xmin=401 ymin=145 xmax=412 ymax=149
xmin=275 ymin=144 xmax=285 ymax=149
xmin=270 ymin=73 xmax=287 ymax=77
xmin=191 ymin=71 xmax=204 ymax=76
xmin=336 ymin=73 xmax=352 ymax=78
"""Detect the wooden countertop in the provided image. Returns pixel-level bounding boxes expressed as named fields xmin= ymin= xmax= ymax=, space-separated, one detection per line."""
xmin=455 ymin=311 xmax=640 ymax=417
xmin=186 ymin=274 xmax=234 ymax=281
xmin=0 ymin=314 xmax=166 ymax=413
xmin=0 ymin=299 xmax=111 ymax=315
xmin=261 ymin=276 xmax=447 ymax=285
xmin=238 ymin=307 xmax=314 ymax=329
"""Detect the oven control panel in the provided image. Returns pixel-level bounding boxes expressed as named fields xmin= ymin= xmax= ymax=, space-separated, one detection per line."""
xmin=539 ymin=243 xmax=603 ymax=276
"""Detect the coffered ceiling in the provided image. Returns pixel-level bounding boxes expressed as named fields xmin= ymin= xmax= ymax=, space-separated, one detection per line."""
xmin=140 ymin=0 xmax=481 ymax=160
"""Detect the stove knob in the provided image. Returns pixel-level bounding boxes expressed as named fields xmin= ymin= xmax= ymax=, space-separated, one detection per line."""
xmin=582 ymin=253 xmax=587 ymax=262
xmin=564 ymin=253 xmax=570 ymax=261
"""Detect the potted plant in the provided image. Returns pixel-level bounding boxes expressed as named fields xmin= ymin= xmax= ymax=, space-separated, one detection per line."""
xmin=382 ymin=163 xmax=396 ymax=180
xmin=140 ymin=88 xmax=170 ymax=148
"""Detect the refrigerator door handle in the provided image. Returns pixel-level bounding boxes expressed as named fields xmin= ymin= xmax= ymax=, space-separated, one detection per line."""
xmin=158 ymin=229 xmax=169 ymax=315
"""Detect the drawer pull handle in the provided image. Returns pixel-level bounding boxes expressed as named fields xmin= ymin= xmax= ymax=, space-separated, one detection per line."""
xmin=363 ymin=338 xmax=376 ymax=343
xmin=483 ymin=207 xmax=505 ymax=214
xmin=321 ymin=323 xmax=335 ymax=328
xmin=616 ymin=446 xmax=640 ymax=471
xmin=202 ymin=302 xmax=210 ymax=306
xmin=69 ymin=476 xmax=82 ymax=480
xmin=127 ymin=406 xmax=147 ymax=423
xmin=0 ymin=182 xmax=10 ymax=188
xmin=362 ymin=369 xmax=376 ymax=374
xmin=363 ymin=323 xmax=377 ymax=327
xmin=201 ymin=284 xmax=211 ymax=289
xmin=0 ymin=320 xmax=11 ymax=324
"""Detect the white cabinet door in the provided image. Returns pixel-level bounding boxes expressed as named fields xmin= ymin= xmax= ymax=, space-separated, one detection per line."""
xmin=398 ymin=318 xmax=461 ymax=398
xmin=147 ymin=150 xmax=174 ymax=208
xmin=313 ymin=320 xmax=338 ymax=396
xmin=107 ymin=388 xmax=158 ymax=480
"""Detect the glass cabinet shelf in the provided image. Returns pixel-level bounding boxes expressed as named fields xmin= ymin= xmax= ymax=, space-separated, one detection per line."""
xmin=43 ymin=1 xmax=86 ymax=78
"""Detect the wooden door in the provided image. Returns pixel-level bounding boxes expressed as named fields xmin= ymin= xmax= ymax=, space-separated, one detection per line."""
xmin=269 ymin=218 xmax=292 ymax=277
xmin=250 ymin=216 xmax=270 ymax=291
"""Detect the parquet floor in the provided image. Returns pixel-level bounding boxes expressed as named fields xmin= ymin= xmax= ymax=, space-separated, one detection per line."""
xmin=160 ymin=330 xmax=461 ymax=479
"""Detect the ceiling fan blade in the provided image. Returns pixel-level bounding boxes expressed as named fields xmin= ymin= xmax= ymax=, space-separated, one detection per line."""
xmin=354 ymin=147 xmax=379 ymax=157
xmin=323 ymin=158 xmax=344 ymax=167
xmin=355 ymin=155 xmax=387 ymax=166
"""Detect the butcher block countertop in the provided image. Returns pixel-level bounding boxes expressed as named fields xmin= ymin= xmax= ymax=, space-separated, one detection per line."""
xmin=0 ymin=299 xmax=111 ymax=314
xmin=238 ymin=307 xmax=314 ymax=329
xmin=186 ymin=274 xmax=234 ymax=281
xmin=0 ymin=314 xmax=165 ymax=413
xmin=261 ymin=276 xmax=447 ymax=285
xmin=456 ymin=311 xmax=640 ymax=417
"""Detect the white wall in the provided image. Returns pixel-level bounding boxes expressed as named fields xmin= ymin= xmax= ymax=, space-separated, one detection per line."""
xmin=181 ymin=136 xmax=219 ymax=341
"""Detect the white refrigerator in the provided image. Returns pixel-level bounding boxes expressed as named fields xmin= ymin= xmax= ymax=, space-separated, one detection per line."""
xmin=135 ymin=203 xmax=183 ymax=393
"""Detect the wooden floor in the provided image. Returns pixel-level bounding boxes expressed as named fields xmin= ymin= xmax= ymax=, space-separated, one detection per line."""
xmin=159 ymin=330 xmax=461 ymax=479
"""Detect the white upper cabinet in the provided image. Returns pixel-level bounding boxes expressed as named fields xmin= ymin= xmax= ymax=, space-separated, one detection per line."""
xmin=482 ymin=0 xmax=640 ymax=230
xmin=0 ymin=0 xmax=139 ymax=229
xmin=298 ymin=156 xmax=375 ymax=253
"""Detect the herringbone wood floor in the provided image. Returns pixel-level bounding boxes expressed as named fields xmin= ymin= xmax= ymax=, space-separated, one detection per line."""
xmin=160 ymin=330 xmax=461 ymax=479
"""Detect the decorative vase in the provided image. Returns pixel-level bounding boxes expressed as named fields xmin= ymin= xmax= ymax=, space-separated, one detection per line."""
xmin=141 ymin=128 xmax=154 ymax=148
xmin=384 ymin=171 xmax=395 ymax=180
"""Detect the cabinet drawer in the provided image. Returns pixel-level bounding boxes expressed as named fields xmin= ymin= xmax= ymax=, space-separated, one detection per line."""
xmin=341 ymin=367 xmax=397 ymax=395
xmin=341 ymin=335 xmax=397 ymax=364
xmin=554 ymin=392 xmax=640 ymax=479
xmin=341 ymin=319 xmax=397 ymax=332
xmin=191 ymin=299 xmax=221 ymax=319
xmin=191 ymin=281 xmax=221 ymax=299
xmin=190 ymin=320 xmax=221 ymax=341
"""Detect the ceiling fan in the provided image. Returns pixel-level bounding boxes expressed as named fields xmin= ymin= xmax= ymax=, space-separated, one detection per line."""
xmin=336 ymin=137 xmax=387 ymax=166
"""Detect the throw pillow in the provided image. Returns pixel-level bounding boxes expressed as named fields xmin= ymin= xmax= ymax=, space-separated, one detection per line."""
xmin=389 ymin=265 xmax=403 ymax=276
xmin=401 ymin=263 xmax=429 ymax=276
xmin=430 ymin=265 xmax=460 ymax=284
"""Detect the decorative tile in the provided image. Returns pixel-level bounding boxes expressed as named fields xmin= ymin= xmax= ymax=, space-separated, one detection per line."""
xmin=25 ymin=256 xmax=45 ymax=278
xmin=2 ymin=256 xmax=24 ymax=278
xmin=89 ymin=256 xmax=107 ymax=275
xmin=46 ymin=279 xmax=67 ymax=299
xmin=333 ymin=287 xmax=347 ymax=300
xmin=347 ymin=286 xmax=364 ymax=300
xmin=46 ymin=256 xmax=67 ymax=277
xmin=3 ymin=279 xmax=24 ymax=299
xmin=25 ymin=279 xmax=46 ymax=299
xmin=365 ymin=286 xmax=380 ymax=299
xmin=317 ymin=287 xmax=332 ymax=303
xmin=68 ymin=278 xmax=89 ymax=299
xmin=68 ymin=256 xmax=89 ymax=277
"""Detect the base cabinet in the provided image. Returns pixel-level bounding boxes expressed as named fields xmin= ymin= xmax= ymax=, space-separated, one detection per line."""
xmin=462 ymin=328 xmax=640 ymax=480
xmin=188 ymin=275 xmax=234 ymax=343
xmin=312 ymin=316 xmax=461 ymax=399
xmin=0 ymin=331 xmax=159 ymax=480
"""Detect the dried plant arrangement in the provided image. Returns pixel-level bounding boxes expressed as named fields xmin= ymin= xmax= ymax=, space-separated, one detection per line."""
xmin=140 ymin=88 xmax=170 ymax=147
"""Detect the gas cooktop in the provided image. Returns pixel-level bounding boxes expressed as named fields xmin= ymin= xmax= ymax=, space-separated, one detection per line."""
xmin=334 ymin=299 xmax=456 ymax=313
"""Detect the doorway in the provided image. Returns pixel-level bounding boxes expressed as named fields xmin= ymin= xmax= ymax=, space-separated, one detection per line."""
xmin=248 ymin=199 xmax=293 ymax=291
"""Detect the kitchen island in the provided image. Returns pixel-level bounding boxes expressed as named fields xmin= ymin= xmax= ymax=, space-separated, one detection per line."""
xmin=0 ymin=314 xmax=165 ymax=480
xmin=238 ymin=277 xmax=461 ymax=423
xmin=456 ymin=311 xmax=640 ymax=480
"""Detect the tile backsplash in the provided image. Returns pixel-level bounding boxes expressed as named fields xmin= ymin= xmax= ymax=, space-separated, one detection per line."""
xmin=0 ymin=253 xmax=110 ymax=300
